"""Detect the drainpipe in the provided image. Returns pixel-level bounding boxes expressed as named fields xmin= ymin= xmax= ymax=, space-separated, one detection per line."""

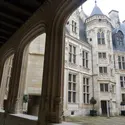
xmin=91 ymin=45 xmax=94 ymax=98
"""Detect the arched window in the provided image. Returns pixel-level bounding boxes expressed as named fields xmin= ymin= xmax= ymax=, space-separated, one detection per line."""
xmin=97 ymin=30 xmax=105 ymax=44
xmin=116 ymin=31 xmax=124 ymax=46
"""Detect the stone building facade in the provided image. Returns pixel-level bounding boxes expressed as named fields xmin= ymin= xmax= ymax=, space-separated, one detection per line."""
xmin=1 ymin=3 xmax=125 ymax=117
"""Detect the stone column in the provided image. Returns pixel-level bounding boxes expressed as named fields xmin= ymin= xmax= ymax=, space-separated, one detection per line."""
xmin=5 ymin=48 xmax=27 ymax=113
xmin=15 ymin=47 xmax=29 ymax=113
xmin=38 ymin=21 xmax=65 ymax=125
xmin=0 ymin=55 xmax=14 ymax=110
xmin=0 ymin=61 xmax=8 ymax=110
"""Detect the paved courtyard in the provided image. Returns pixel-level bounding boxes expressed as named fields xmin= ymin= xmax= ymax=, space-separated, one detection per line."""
xmin=65 ymin=116 xmax=125 ymax=125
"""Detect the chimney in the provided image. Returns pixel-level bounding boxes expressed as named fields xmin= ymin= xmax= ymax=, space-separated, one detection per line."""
xmin=109 ymin=10 xmax=120 ymax=29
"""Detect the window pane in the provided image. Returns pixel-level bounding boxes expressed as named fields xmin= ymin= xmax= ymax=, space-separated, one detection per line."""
xmin=123 ymin=63 xmax=125 ymax=69
xmin=119 ymin=62 xmax=122 ymax=69
xmin=83 ymin=94 xmax=86 ymax=103
xmin=68 ymin=82 xmax=71 ymax=90
xmin=101 ymin=32 xmax=104 ymax=38
xmin=118 ymin=56 xmax=121 ymax=61
xmin=69 ymin=53 xmax=72 ymax=62
xmin=100 ymin=84 xmax=104 ymax=91
xmin=86 ymin=60 xmax=88 ymax=68
xmin=121 ymin=82 xmax=124 ymax=87
xmin=73 ymin=46 xmax=76 ymax=54
xmin=104 ymin=67 xmax=107 ymax=73
xmin=98 ymin=38 xmax=101 ymax=44
xmin=87 ymin=94 xmax=89 ymax=103
xmin=122 ymin=94 xmax=125 ymax=102
xmin=83 ymin=59 xmax=85 ymax=66
xmin=120 ymin=76 xmax=123 ymax=80
xmin=87 ymin=86 xmax=89 ymax=93
xmin=86 ymin=53 xmax=88 ymax=59
xmin=73 ymin=83 xmax=76 ymax=91
xmin=68 ymin=92 xmax=71 ymax=102
xmin=103 ymin=53 xmax=106 ymax=58
xmin=86 ymin=78 xmax=89 ymax=85
xmin=105 ymin=84 xmax=108 ymax=92
xmin=102 ymin=38 xmax=105 ymax=44
xmin=82 ymin=51 xmax=84 ymax=58
xmin=69 ymin=45 xmax=72 ymax=52
xmin=99 ymin=67 xmax=103 ymax=73
xmin=98 ymin=53 xmax=102 ymax=58
xmin=83 ymin=85 xmax=85 ymax=92
xmin=122 ymin=57 xmax=124 ymax=61
xmin=73 ymin=92 xmax=76 ymax=103
xmin=69 ymin=74 xmax=72 ymax=81
xmin=73 ymin=75 xmax=76 ymax=82
xmin=73 ymin=55 xmax=76 ymax=64
xmin=97 ymin=32 xmax=100 ymax=38
xmin=83 ymin=78 xmax=85 ymax=84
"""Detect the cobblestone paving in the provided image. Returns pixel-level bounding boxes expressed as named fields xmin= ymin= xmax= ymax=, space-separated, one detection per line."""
xmin=66 ymin=116 xmax=125 ymax=125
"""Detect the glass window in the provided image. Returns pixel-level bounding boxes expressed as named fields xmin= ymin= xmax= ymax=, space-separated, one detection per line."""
xmin=69 ymin=44 xmax=76 ymax=64
xmin=97 ymin=30 xmax=105 ymax=44
xmin=120 ymin=76 xmax=125 ymax=88
xmin=100 ymin=83 xmax=109 ymax=92
xmin=116 ymin=31 xmax=124 ymax=46
xmin=82 ymin=51 xmax=89 ymax=68
xmin=122 ymin=94 xmax=125 ymax=102
xmin=83 ymin=77 xmax=89 ymax=104
xmin=72 ymin=20 xmax=77 ymax=34
xmin=68 ymin=74 xmax=77 ymax=103
xmin=98 ymin=52 xmax=106 ymax=59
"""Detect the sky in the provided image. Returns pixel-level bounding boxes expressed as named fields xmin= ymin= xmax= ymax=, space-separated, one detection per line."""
xmin=82 ymin=0 xmax=125 ymax=22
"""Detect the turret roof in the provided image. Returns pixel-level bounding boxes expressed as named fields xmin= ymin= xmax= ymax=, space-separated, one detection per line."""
xmin=90 ymin=1 xmax=103 ymax=16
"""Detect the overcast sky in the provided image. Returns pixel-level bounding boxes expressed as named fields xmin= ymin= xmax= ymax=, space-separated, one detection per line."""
xmin=82 ymin=0 xmax=125 ymax=22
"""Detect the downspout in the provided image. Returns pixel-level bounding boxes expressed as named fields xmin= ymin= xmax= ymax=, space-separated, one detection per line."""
xmin=91 ymin=44 xmax=94 ymax=98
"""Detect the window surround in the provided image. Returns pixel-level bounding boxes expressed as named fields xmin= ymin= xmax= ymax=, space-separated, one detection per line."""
xmin=82 ymin=50 xmax=89 ymax=68
xmin=120 ymin=76 xmax=125 ymax=88
xmin=122 ymin=94 xmax=125 ymax=102
xmin=118 ymin=56 xmax=125 ymax=70
xmin=83 ymin=77 xmax=90 ymax=104
xmin=116 ymin=31 xmax=124 ymax=46
xmin=69 ymin=44 xmax=76 ymax=64
xmin=72 ymin=20 xmax=77 ymax=34
xmin=97 ymin=30 xmax=105 ymax=45
xmin=68 ymin=73 xmax=77 ymax=103
xmin=99 ymin=67 xmax=107 ymax=74
xmin=98 ymin=52 xmax=106 ymax=59
xmin=100 ymin=83 xmax=109 ymax=92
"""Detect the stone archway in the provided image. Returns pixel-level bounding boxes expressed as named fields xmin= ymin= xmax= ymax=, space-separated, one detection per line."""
xmin=0 ymin=0 xmax=87 ymax=125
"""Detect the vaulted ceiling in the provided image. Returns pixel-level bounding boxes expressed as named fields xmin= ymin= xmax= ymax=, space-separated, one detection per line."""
xmin=0 ymin=0 xmax=46 ymax=46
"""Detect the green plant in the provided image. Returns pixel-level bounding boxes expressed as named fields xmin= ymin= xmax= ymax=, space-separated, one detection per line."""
xmin=90 ymin=97 xmax=97 ymax=110
xmin=23 ymin=95 xmax=29 ymax=103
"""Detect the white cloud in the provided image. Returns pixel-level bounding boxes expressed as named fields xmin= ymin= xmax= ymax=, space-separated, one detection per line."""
xmin=82 ymin=0 xmax=125 ymax=22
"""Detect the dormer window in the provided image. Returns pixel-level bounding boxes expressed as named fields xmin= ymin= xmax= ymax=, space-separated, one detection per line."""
xmin=97 ymin=30 xmax=105 ymax=44
xmin=116 ymin=31 xmax=124 ymax=46
xmin=72 ymin=20 xmax=77 ymax=34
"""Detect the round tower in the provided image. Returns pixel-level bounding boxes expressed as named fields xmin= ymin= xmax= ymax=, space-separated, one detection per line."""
xmin=85 ymin=1 xmax=116 ymax=116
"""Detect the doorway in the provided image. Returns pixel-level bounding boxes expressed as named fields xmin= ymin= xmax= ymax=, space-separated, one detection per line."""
xmin=101 ymin=101 xmax=107 ymax=115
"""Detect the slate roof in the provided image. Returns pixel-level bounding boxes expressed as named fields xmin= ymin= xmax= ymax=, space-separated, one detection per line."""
xmin=90 ymin=3 xmax=103 ymax=16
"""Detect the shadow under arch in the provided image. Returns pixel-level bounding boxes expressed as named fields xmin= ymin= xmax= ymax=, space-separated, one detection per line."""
xmin=17 ymin=21 xmax=46 ymax=52
xmin=6 ymin=22 xmax=46 ymax=114
xmin=0 ymin=48 xmax=15 ymax=87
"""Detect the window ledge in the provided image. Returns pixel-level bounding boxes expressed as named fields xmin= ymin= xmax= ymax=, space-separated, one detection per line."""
xmin=69 ymin=62 xmax=77 ymax=66
xmin=82 ymin=67 xmax=90 ymax=70
xmin=11 ymin=113 xmax=38 ymax=121
xmin=68 ymin=103 xmax=78 ymax=105
xmin=0 ymin=109 xmax=5 ymax=113
xmin=83 ymin=103 xmax=90 ymax=105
